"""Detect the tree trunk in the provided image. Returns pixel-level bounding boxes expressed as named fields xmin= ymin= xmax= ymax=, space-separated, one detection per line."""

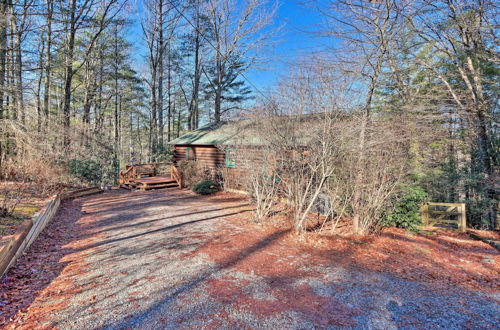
xmin=0 ymin=0 xmax=7 ymax=167
xmin=351 ymin=60 xmax=383 ymax=234
xmin=42 ymin=0 xmax=53 ymax=130
xmin=191 ymin=3 xmax=201 ymax=129
xmin=10 ymin=9 xmax=24 ymax=125
xmin=214 ymin=49 xmax=222 ymax=123
xmin=82 ymin=58 xmax=95 ymax=145
xmin=114 ymin=24 xmax=120 ymax=158
xmin=62 ymin=0 xmax=77 ymax=147
xmin=36 ymin=36 xmax=44 ymax=132
xmin=476 ymin=108 xmax=496 ymax=228
xmin=150 ymin=67 xmax=157 ymax=160
xmin=167 ymin=40 xmax=171 ymax=141
xmin=157 ymin=0 xmax=164 ymax=151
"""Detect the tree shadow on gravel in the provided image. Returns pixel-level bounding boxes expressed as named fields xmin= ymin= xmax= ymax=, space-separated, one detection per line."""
xmin=83 ymin=189 xmax=246 ymax=216
xmin=106 ymin=228 xmax=292 ymax=329
xmin=6 ymin=188 xmax=497 ymax=328
xmin=92 ymin=203 xmax=250 ymax=235
xmin=75 ymin=209 xmax=251 ymax=251
xmin=0 ymin=189 xmax=248 ymax=327
xmin=102 ymin=223 xmax=500 ymax=329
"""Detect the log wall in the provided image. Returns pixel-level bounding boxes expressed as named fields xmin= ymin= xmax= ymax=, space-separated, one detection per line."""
xmin=173 ymin=145 xmax=226 ymax=169
xmin=172 ymin=144 xmax=255 ymax=190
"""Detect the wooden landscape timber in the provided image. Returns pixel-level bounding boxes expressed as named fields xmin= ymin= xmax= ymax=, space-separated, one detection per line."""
xmin=60 ymin=186 xmax=104 ymax=199
xmin=421 ymin=202 xmax=467 ymax=232
xmin=0 ymin=187 xmax=103 ymax=278
xmin=0 ymin=221 xmax=33 ymax=280
xmin=119 ymin=162 xmax=181 ymax=191
xmin=468 ymin=231 xmax=500 ymax=251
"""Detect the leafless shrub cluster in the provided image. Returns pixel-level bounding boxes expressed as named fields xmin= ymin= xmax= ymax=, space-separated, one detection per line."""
xmin=0 ymin=181 xmax=26 ymax=217
xmin=0 ymin=117 xmax=123 ymax=190
xmin=216 ymin=165 xmax=236 ymax=192
xmin=243 ymin=113 xmax=408 ymax=235
xmin=348 ymin=118 xmax=410 ymax=234
xmin=177 ymin=160 xmax=211 ymax=187
xmin=229 ymin=146 xmax=280 ymax=223
xmin=230 ymin=54 xmax=413 ymax=235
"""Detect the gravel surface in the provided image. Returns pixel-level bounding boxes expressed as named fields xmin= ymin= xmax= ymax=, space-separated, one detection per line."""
xmin=2 ymin=188 xmax=499 ymax=329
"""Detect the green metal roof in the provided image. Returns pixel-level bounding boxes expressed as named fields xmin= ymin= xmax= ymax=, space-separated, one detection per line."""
xmin=167 ymin=120 xmax=267 ymax=146
xmin=168 ymin=113 xmax=342 ymax=147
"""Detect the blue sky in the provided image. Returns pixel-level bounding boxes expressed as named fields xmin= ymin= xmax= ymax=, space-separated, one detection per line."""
xmin=128 ymin=1 xmax=327 ymax=92
xmin=245 ymin=1 xmax=326 ymax=89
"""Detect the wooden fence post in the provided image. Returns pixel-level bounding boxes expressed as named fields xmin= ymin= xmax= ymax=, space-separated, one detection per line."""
xmin=421 ymin=204 xmax=429 ymax=226
xmin=459 ymin=203 xmax=467 ymax=232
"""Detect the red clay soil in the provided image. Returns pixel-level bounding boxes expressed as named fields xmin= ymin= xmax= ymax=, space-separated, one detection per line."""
xmin=189 ymin=203 xmax=500 ymax=294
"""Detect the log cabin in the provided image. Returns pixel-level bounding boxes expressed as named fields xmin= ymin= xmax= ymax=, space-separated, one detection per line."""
xmin=168 ymin=114 xmax=325 ymax=189
xmin=168 ymin=120 xmax=263 ymax=189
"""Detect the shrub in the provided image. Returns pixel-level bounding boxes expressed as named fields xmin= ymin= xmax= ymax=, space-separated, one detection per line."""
xmin=67 ymin=159 xmax=103 ymax=184
xmin=382 ymin=186 xmax=429 ymax=230
xmin=178 ymin=160 xmax=210 ymax=187
xmin=192 ymin=180 xmax=219 ymax=195
xmin=0 ymin=181 xmax=25 ymax=217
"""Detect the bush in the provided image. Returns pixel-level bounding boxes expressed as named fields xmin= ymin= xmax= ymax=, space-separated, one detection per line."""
xmin=382 ymin=186 xmax=428 ymax=230
xmin=192 ymin=180 xmax=219 ymax=195
xmin=0 ymin=181 xmax=25 ymax=217
xmin=178 ymin=160 xmax=210 ymax=187
xmin=67 ymin=159 xmax=103 ymax=184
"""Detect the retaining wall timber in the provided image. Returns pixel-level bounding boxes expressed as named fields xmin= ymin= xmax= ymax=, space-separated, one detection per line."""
xmin=0 ymin=186 xmax=103 ymax=278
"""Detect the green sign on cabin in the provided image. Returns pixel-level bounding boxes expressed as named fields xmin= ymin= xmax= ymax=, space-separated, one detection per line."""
xmin=185 ymin=147 xmax=193 ymax=160
xmin=225 ymin=149 xmax=236 ymax=168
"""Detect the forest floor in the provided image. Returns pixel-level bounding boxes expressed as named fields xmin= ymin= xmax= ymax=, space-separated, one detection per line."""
xmin=0 ymin=188 xmax=498 ymax=329
xmin=0 ymin=181 xmax=88 ymax=238
xmin=0 ymin=182 xmax=53 ymax=238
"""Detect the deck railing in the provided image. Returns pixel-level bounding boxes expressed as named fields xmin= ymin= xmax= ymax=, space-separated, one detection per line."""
xmin=119 ymin=162 xmax=172 ymax=186
xmin=171 ymin=165 xmax=183 ymax=189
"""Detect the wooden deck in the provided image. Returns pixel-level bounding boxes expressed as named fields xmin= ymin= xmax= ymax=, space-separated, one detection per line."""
xmin=119 ymin=163 xmax=181 ymax=191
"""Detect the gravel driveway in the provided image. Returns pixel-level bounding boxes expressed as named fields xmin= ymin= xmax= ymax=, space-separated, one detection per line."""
xmin=2 ymin=189 xmax=499 ymax=329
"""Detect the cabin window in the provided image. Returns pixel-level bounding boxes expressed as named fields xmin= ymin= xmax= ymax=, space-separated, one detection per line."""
xmin=185 ymin=147 xmax=195 ymax=160
xmin=225 ymin=148 xmax=236 ymax=168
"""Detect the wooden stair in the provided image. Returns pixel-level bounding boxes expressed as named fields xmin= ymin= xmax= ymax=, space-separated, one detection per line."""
xmin=134 ymin=175 xmax=178 ymax=191
xmin=119 ymin=163 xmax=183 ymax=191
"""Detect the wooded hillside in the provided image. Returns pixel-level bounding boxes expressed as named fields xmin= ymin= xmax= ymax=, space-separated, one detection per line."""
xmin=0 ymin=0 xmax=272 ymax=183
xmin=0 ymin=0 xmax=498 ymax=229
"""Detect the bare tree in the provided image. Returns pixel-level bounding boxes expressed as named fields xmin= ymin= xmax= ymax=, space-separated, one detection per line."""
xmin=142 ymin=0 xmax=179 ymax=159
xmin=61 ymin=0 xmax=122 ymax=147
xmin=311 ymin=0 xmax=403 ymax=234
xmin=42 ymin=0 xmax=54 ymax=130
xmin=183 ymin=0 xmax=207 ymax=130
xmin=228 ymin=141 xmax=280 ymax=223
xmin=205 ymin=0 xmax=276 ymax=122
xmin=0 ymin=0 xmax=7 ymax=168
